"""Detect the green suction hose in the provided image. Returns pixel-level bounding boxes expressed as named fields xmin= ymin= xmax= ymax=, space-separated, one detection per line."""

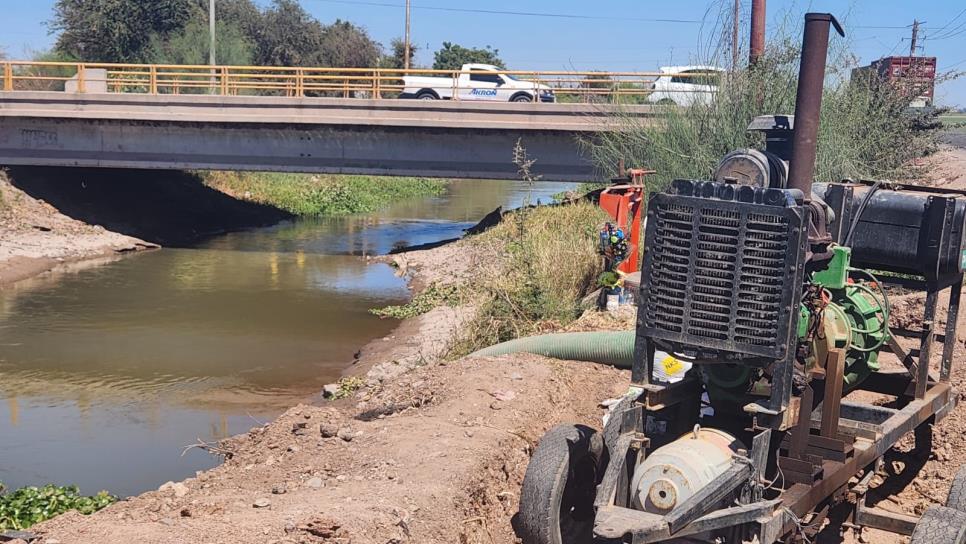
xmin=469 ymin=330 xmax=636 ymax=368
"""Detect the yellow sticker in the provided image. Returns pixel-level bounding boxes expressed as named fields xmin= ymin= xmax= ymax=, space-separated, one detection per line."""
xmin=661 ymin=355 xmax=684 ymax=376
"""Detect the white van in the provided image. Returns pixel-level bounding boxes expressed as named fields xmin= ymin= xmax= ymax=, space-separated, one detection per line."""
xmin=401 ymin=63 xmax=555 ymax=103
xmin=646 ymin=65 xmax=724 ymax=106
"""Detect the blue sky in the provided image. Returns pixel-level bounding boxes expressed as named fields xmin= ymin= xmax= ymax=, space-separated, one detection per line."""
xmin=2 ymin=0 xmax=964 ymax=106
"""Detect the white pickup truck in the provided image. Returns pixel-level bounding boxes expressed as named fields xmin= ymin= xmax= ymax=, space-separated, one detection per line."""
xmin=400 ymin=63 xmax=555 ymax=103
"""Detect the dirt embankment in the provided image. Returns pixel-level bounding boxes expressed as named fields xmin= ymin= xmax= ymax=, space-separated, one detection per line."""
xmin=0 ymin=167 xmax=292 ymax=286
xmin=0 ymin=171 xmax=151 ymax=285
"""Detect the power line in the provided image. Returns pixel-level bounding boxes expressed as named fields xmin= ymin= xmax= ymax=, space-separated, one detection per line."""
xmin=930 ymin=19 xmax=966 ymax=40
xmin=308 ymin=0 xmax=703 ymax=24
xmin=928 ymin=7 xmax=966 ymax=36
xmin=852 ymin=24 xmax=913 ymax=29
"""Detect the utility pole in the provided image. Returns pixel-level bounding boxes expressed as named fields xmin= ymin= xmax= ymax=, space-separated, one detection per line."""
xmin=404 ymin=0 xmax=412 ymax=70
xmin=750 ymin=0 xmax=765 ymax=65
xmin=732 ymin=0 xmax=740 ymax=69
xmin=909 ymin=19 xmax=920 ymax=57
xmin=209 ymin=0 xmax=217 ymax=66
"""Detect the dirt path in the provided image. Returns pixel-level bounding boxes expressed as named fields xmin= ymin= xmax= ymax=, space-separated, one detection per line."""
xmin=0 ymin=171 xmax=153 ymax=286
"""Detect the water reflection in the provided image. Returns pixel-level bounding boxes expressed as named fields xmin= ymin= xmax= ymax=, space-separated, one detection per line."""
xmin=0 ymin=179 xmax=575 ymax=497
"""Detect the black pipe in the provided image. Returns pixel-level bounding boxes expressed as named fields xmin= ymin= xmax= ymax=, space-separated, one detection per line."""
xmin=787 ymin=13 xmax=844 ymax=196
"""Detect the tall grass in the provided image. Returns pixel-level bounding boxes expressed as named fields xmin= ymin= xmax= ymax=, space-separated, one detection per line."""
xmin=202 ymin=171 xmax=446 ymax=216
xmin=449 ymin=202 xmax=607 ymax=357
xmin=590 ymin=8 xmax=948 ymax=191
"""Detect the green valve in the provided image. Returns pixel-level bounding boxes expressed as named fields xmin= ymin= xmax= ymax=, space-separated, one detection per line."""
xmin=812 ymin=245 xmax=851 ymax=289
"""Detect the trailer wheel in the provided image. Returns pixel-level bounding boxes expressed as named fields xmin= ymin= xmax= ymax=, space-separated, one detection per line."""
xmin=947 ymin=465 xmax=966 ymax=512
xmin=519 ymin=424 xmax=604 ymax=544
xmin=909 ymin=506 xmax=966 ymax=543
xmin=416 ymin=90 xmax=438 ymax=100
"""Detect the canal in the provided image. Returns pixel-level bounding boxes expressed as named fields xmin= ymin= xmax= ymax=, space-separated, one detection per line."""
xmin=0 ymin=179 xmax=575 ymax=497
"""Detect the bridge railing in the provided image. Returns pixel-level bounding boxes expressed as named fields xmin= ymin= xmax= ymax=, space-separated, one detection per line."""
xmin=0 ymin=61 xmax=720 ymax=104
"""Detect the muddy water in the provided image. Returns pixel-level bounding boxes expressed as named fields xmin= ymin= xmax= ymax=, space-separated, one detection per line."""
xmin=0 ymin=179 xmax=574 ymax=497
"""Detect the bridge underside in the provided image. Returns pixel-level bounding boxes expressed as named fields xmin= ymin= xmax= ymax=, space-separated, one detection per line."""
xmin=0 ymin=117 xmax=597 ymax=181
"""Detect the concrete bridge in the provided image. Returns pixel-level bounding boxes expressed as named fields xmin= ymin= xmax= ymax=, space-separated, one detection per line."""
xmin=0 ymin=92 xmax=658 ymax=181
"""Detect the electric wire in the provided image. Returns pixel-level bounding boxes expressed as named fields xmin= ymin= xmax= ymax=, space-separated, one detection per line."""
xmin=928 ymin=6 xmax=966 ymax=37
xmin=308 ymin=0 xmax=702 ymax=24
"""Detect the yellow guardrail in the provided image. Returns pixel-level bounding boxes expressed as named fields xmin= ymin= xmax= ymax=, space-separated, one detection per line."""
xmin=0 ymin=61 xmax=720 ymax=104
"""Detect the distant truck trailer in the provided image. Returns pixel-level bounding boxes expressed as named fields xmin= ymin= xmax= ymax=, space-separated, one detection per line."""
xmin=851 ymin=56 xmax=937 ymax=108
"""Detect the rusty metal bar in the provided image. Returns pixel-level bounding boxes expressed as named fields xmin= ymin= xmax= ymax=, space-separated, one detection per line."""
xmin=749 ymin=0 xmax=766 ymax=65
xmin=855 ymin=504 xmax=918 ymax=536
xmin=941 ymin=276 xmax=963 ymax=382
xmin=787 ymin=13 xmax=844 ymax=195
xmin=821 ymin=349 xmax=845 ymax=438
xmin=917 ymin=287 xmax=939 ymax=399
xmin=790 ymin=386 xmax=813 ymax=459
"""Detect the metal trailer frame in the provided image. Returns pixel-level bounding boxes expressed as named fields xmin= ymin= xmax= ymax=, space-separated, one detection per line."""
xmin=591 ymin=251 xmax=963 ymax=544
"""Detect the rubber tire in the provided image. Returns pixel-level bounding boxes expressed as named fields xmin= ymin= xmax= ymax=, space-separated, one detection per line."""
xmin=512 ymin=94 xmax=534 ymax=103
xmin=947 ymin=465 xmax=966 ymax=511
xmin=909 ymin=506 xmax=966 ymax=543
xmin=519 ymin=424 xmax=604 ymax=544
xmin=416 ymin=91 xmax=437 ymax=100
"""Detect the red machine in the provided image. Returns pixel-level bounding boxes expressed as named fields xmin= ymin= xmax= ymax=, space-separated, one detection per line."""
xmin=598 ymin=168 xmax=652 ymax=274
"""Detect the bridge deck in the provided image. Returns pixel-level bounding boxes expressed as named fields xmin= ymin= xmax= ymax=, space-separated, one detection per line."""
xmin=0 ymin=93 xmax=658 ymax=181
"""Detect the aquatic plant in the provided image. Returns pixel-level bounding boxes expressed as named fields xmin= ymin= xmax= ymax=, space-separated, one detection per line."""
xmin=0 ymin=483 xmax=116 ymax=530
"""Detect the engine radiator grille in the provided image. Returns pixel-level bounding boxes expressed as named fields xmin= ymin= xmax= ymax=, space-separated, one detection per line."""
xmin=639 ymin=180 xmax=807 ymax=359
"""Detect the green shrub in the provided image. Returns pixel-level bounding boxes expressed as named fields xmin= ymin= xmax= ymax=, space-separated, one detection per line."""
xmin=590 ymin=19 xmax=948 ymax=192
xmin=0 ymin=483 xmax=116 ymax=530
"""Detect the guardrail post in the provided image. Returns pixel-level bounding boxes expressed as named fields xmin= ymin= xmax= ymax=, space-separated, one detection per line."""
xmin=372 ymin=70 xmax=378 ymax=99
xmin=297 ymin=69 xmax=304 ymax=97
xmin=149 ymin=65 xmax=158 ymax=94
xmin=77 ymin=64 xmax=86 ymax=93
xmin=2 ymin=62 xmax=11 ymax=91
xmin=451 ymin=70 xmax=459 ymax=101
xmin=221 ymin=67 xmax=228 ymax=96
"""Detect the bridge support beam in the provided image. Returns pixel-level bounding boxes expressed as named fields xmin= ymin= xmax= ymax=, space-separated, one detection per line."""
xmin=0 ymin=117 xmax=597 ymax=181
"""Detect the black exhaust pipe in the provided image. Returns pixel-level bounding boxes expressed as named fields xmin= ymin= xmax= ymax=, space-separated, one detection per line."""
xmin=787 ymin=13 xmax=844 ymax=196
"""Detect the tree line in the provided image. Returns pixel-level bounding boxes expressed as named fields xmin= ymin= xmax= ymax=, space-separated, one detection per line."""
xmin=47 ymin=0 xmax=505 ymax=70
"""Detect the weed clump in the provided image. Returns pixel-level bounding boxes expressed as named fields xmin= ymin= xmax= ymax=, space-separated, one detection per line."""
xmin=370 ymin=283 xmax=462 ymax=320
xmin=331 ymin=376 xmax=367 ymax=400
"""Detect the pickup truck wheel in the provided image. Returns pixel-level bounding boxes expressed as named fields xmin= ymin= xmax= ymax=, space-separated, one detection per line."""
xmin=511 ymin=93 xmax=534 ymax=103
xmin=416 ymin=91 xmax=438 ymax=100
xmin=518 ymin=424 xmax=603 ymax=544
